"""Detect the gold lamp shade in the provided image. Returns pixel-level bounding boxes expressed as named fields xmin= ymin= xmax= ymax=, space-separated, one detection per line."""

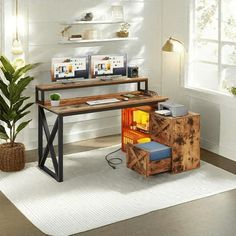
xmin=162 ymin=37 xmax=184 ymax=53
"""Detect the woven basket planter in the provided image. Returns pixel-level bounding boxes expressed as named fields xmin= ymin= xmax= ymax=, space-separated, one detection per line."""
xmin=0 ymin=143 xmax=25 ymax=172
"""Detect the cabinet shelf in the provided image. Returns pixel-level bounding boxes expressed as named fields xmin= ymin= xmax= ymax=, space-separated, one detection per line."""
xmin=59 ymin=37 xmax=138 ymax=44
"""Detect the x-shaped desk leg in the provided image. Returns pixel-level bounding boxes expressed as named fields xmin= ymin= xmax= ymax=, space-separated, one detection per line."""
xmin=38 ymin=107 xmax=64 ymax=182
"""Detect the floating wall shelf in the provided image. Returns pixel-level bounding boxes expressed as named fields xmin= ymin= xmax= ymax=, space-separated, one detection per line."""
xmin=59 ymin=37 xmax=138 ymax=44
xmin=61 ymin=20 xmax=125 ymax=25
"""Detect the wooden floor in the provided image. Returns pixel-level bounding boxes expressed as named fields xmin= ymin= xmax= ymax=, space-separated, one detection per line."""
xmin=0 ymin=135 xmax=236 ymax=236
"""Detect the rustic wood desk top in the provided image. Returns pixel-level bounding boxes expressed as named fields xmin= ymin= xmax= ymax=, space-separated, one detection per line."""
xmin=36 ymin=77 xmax=148 ymax=91
xmin=38 ymin=91 xmax=168 ymax=116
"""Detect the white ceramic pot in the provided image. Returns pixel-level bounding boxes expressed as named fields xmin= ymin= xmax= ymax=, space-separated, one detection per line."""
xmin=50 ymin=100 xmax=60 ymax=107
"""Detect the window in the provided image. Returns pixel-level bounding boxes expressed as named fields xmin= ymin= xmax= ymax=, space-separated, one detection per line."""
xmin=189 ymin=0 xmax=236 ymax=92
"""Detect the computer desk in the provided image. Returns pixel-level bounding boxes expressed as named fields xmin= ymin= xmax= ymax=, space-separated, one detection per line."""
xmin=35 ymin=77 xmax=168 ymax=182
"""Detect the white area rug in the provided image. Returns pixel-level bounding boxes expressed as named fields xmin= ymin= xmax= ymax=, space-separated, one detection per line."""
xmin=0 ymin=146 xmax=236 ymax=236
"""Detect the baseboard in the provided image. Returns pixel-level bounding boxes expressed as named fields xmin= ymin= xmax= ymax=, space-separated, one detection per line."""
xmin=201 ymin=138 xmax=220 ymax=153
xmin=201 ymin=138 xmax=236 ymax=162
xmin=26 ymin=125 xmax=121 ymax=150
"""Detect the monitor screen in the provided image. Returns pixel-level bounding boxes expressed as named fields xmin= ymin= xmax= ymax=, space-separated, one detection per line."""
xmin=51 ymin=57 xmax=89 ymax=81
xmin=90 ymin=54 xmax=127 ymax=78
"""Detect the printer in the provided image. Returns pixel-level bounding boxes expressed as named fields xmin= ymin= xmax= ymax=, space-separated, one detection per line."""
xmin=158 ymin=102 xmax=188 ymax=117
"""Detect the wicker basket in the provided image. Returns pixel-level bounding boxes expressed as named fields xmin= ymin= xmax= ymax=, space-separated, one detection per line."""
xmin=0 ymin=143 xmax=25 ymax=172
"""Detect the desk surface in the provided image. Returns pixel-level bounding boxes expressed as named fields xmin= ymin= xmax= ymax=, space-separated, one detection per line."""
xmin=38 ymin=91 xmax=168 ymax=116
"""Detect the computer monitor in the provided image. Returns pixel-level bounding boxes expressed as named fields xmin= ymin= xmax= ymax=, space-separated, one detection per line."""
xmin=51 ymin=57 xmax=89 ymax=82
xmin=90 ymin=54 xmax=127 ymax=78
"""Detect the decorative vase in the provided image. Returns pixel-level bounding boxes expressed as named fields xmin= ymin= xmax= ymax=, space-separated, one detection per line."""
xmin=0 ymin=143 xmax=25 ymax=172
xmin=51 ymin=100 xmax=60 ymax=107
xmin=81 ymin=12 xmax=93 ymax=21
xmin=116 ymin=31 xmax=129 ymax=38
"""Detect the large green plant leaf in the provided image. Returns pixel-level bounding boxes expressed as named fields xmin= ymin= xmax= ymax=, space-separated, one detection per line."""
xmin=9 ymin=110 xmax=17 ymax=121
xmin=14 ymin=120 xmax=31 ymax=138
xmin=0 ymin=113 xmax=11 ymax=128
xmin=0 ymin=80 xmax=9 ymax=98
xmin=0 ymin=125 xmax=9 ymax=140
xmin=13 ymin=63 xmax=40 ymax=83
xmin=18 ymin=102 xmax=34 ymax=113
xmin=0 ymin=66 xmax=14 ymax=82
xmin=12 ymin=96 xmax=30 ymax=111
xmin=0 ymin=56 xmax=15 ymax=75
xmin=0 ymin=94 xmax=10 ymax=112
xmin=11 ymin=77 xmax=34 ymax=104
xmin=13 ymin=111 xmax=31 ymax=123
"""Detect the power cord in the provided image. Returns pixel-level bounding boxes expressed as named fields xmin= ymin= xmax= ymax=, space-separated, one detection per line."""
xmin=105 ymin=147 xmax=122 ymax=169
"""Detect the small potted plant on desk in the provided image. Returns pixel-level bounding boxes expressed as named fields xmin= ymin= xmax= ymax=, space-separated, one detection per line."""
xmin=50 ymin=93 xmax=61 ymax=106
xmin=0 ymin=55 xmax=38 ymax=172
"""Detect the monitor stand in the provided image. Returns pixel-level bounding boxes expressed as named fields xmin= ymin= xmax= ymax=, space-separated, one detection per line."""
xmin=60 ymin=79 xmax=76 ymax=84
xmin=100 ymin=76 xmax=113 ymax=81
xmin=99 ymin=75 xmax=123 ymax=81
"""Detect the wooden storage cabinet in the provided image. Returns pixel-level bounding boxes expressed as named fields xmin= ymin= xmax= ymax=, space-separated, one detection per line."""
xmin=150 ymin=112 xmax=200 ymax=173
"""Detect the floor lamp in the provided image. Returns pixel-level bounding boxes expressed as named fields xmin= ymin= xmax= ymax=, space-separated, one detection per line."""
xmin=162 ymin=37 xmax=185 ymax=87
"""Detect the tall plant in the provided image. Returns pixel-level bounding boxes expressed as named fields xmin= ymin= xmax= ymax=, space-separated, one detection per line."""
xmin=0 ymin=55 xmax=38 ymax=147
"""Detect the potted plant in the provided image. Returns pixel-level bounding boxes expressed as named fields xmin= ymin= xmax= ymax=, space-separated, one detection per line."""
xmin=116 ymin=22 xmax=131 ymax=38
xmin=0 ymin=55 xmax=38 ymax=172
xmin=229 ymin=87 xmax=236 ymax=96
xmin=50 ymin=93 xmax=61 ymax=106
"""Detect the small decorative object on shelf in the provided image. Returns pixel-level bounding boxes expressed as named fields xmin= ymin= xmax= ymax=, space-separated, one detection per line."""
xmin=61 ymin=25 xmax=72 ymax=40
xmin=69 ymin=34 xmax=82 ymax=41
xmin=111 ymin=5 xmax=124 ymax=21
xmin=84 ymin=29 xmax=100 ymax=40
xmin=81 ymin=12 xmax=93 ymax=21
xmin=50 ymin=93 xmax=61 ymax=107
xmin=117 ymin=22 xmax=130 ymax=38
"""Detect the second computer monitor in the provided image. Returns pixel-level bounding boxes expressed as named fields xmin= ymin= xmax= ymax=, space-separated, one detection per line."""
xmin=90 ymin=54 xmax=127 ymax=78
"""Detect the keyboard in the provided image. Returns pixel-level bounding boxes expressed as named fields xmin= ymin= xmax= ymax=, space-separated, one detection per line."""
xmin=86 ymin=98 xmax=120 ymax=106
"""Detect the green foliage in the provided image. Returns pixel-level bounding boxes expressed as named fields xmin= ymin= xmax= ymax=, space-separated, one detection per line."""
xmin=0 ymin=55 xmax=38 ymax=146
xmin=196 ymin=0 xmax=218 ymax=34
xmin=50 ymin=93 xmax=61 ymax=101
xmin=229 ymin=87 xmax=236 ymax=95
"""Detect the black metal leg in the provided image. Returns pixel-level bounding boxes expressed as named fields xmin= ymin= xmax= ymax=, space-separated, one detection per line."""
xmin=38 ymin=107 xmax=64 ymax=182
xmin=36 ymin=88 xmax=39 ymax=103
xmin=41 ymin=91 xmax=45 ymax=105
xmin=145 ymin=80 xmax=148 ymax=91
xmin=137 ymin=82 xmax=141 ymax=91
xmin=40 ymin=117 xmax=59 ymax=173
xmin=38 ymin=106 xmax=43 ymax=165
xmin=57 ymin=115 xmax=63 ymax=182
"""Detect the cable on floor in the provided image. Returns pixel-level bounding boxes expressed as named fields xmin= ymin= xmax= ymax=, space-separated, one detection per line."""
xmin=105 ymin=147 xmax=122 ymax=169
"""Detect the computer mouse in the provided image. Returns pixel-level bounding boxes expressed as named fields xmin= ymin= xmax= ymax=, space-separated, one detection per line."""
xmin=123 ymin=97 xmax=129 ymax=101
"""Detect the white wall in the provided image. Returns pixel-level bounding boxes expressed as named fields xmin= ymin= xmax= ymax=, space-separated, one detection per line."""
xmin=2 ymin=0 xmax=162 ymax=150
xmin=162 ymin=0 xmax=236 ymax=162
